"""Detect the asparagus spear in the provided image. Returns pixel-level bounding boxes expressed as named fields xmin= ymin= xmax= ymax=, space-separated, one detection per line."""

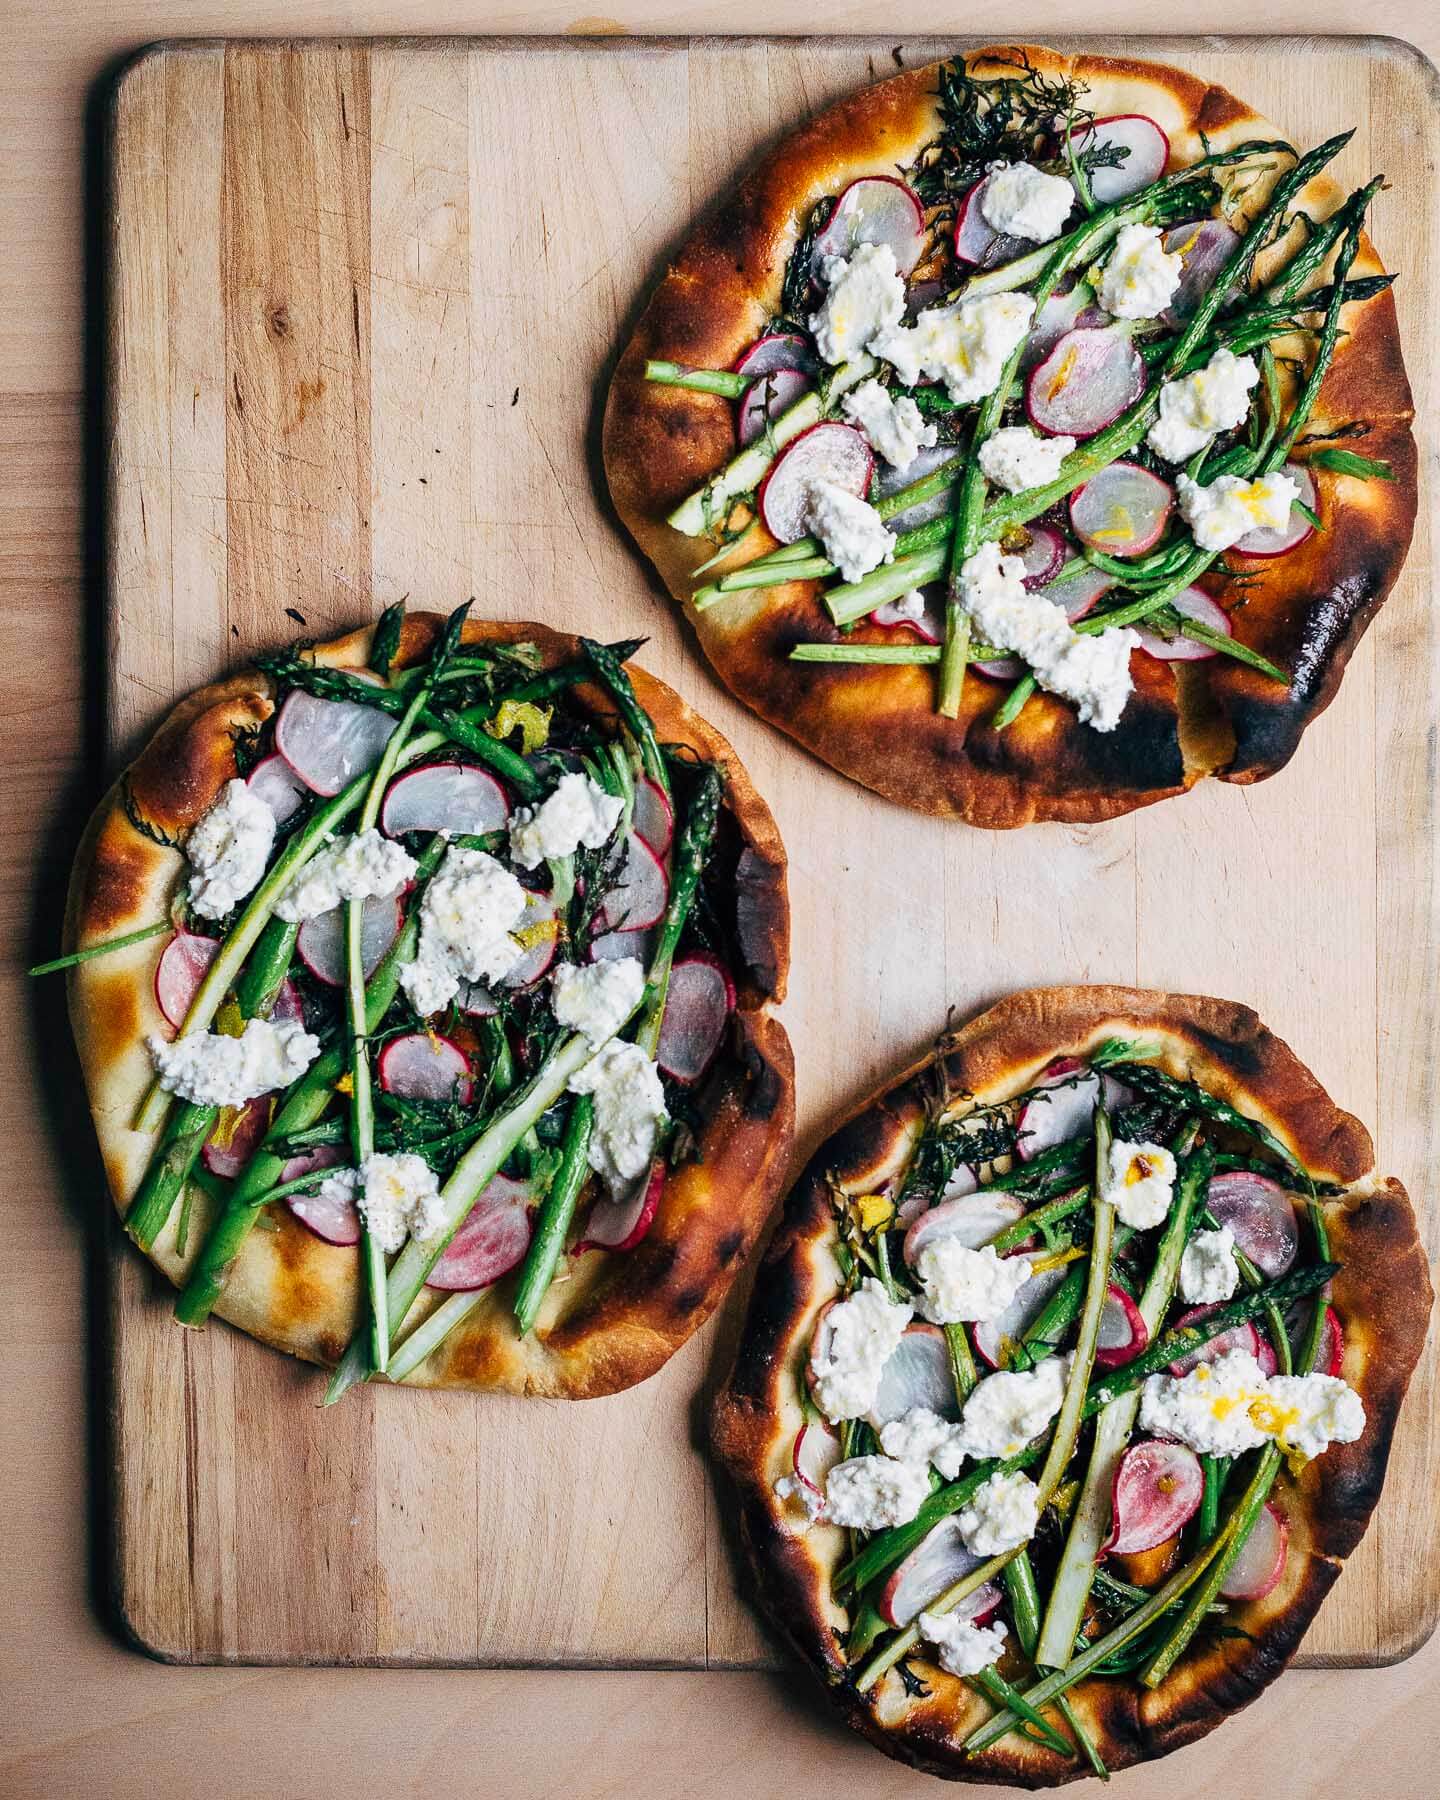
xmin=510 ymin=1097 xmax=596 ymax=1339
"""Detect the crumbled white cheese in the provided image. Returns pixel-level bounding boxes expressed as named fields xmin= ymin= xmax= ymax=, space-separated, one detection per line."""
xmin=550 ymin=956 xmax=644 ymax=1048
xmin=356 ymin=1151 xmax=445 ymax=1254
xmin=889 ymin=590 xmax=929 ymax=623
xmin=1177 ymin=470 xmax=1301 ymax=553
xmin=1102 ymin=1137 xmax=1176 ymax=1229
xmin=1097 ymin=222 xmax=1184 ymax=321
xmin=803 ymin=480 xmax=894 ymax=583
xmin=841 ymin=379 xmax=938 ymax=472
xmin=1140 ymin=1348 xmax=1366 ymax=1462
xmin=509 ymin=772 xmax=623 ymax=871
xmin=1265 ymin=1372 xmax=1367 ymax=1461
xmin=807 ymin=1277 xmax=913 ymax=1422
xmin=1146 ymin=347 xmax=1260 ymax=463
xmin=879 ymin=1406 xmax=970 ymax=1481
xmin=873 ymin=293 xmax=1036 ymax=406
xmin=915 ymin=1241 xmax=1034 ymax=1326
xmin=918 ymin=1608 xmax=1009 ymax=1677
xmin=977 ymin=424 xmax=1076 ymax=495
xmin=958 ymin=1469 xmax=1040 ymax=1557
xmin=807 ymin=242 xmax=908 ymax=366
xmin=958 ymin=1356 xmax=1070 ymax=1459
xmin=567 ymin=1037 xmax=668 ymax=1193
xmin=147 ymin=1017 xmax=320 ymax=1109
xmin=773 ymin=1474 xmax=827 ymax=1524
xmin=981 ymin=162 xmax=1074 ymax=243
xmin=399 ymin=846 xmax=528 ymax=1016
xmin=1180 ymin=1225 xmax=1241 ymax=1305
xmin=275 ymin=828 xmax=417 ymax=923
xmin=186 ymin=778 xmax=277 ymax=921
xmin=314 ymin=1165 xmax=361 ymax=1216
xmin=823 ymin=1455 xmax=932 ymax=1531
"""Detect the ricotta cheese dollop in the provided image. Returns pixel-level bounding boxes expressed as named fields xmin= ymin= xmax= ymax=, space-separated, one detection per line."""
xmin=808 ymin=242 xmax=908 ymax=366
xmin=915 ymin=1240 xmax=1034 ymax=1325
xmin=822 ymin=1454 xmax=931 ymax=1531
xmin=275 ymin=828 xmax=417 ymax=923
xmin=873 ymin=293 xmax=1036 ymax=407
xmin=879 ymin=1405 xmax=970 ymax=1481
xmin=980 ymin=162 xmax=1074 ymax=244
xmin=148 ymin=1016 xmax=320 ymax=1109
xmin=550 ymin=956 xmax=644 ymax=1048
xmin=807 ymin=1277 xmax=913 ymax=1422
xmin=841 ymin=379 xmax=938 ymax=472
xmin=958 ymin=1468 xmax=1041 ymax=1557
xmin=803 ymin=480 xmax=894 ymax=583
xmin=1177 ymin=470 xmax=1300 ymax=553
xmin=1146 ymin=347 xmax=1260 ymax=463
xmin=977 ymin=424 xmax=1076 ymax=495
xmin=1140 ymin=1348 xmax=1366 ymax=1462
xmin=959 ymin=1355 xmax=1071 ymax=1459
xmin=509 ymin=771 xmax=623 ymax=871
xmin=566 ymin=1037 xmax=668 ymax=1193
xmin=1180 ymin=1224 xmax=1241 ymax=1305
xmin=917 ymin=1608 xmax=1009 ymax=1677
xmin=399 ymin=845 xmax=528 ymax=1016
xmin=1102 ymin=1137 xmax=1177 ymax=1229
xmin=356 ymin=1150 xmax=445 ymax=1254
xmin=186 ymin=778 xmax=277 ymax=921
xmin=773 ymin=1473 xmax=827 ymax=1525
xmin=1097 ymin=222 xmax=1184 ymax=320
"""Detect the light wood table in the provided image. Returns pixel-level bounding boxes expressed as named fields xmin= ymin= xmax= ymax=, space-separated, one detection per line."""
xmin=3 ymin=5 xmax=1438 ymax=1795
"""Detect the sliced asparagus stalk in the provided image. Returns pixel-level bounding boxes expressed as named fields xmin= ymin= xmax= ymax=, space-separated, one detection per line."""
xmin=582 ymin=637 xmax=671 ymax=795
xmin=644 ymin=360 xmax=750 ymax=398
xmin=510 ymin=1096 xmax=596 ymax=1339
xmin=633 ymin=765 xmax=722 ymax=1059
xmin=30 ymin=918 xmax=172 ymax=976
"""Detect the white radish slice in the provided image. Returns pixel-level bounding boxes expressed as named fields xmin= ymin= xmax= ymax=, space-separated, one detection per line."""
xmin=380 ymin=762 xmax=509 ymax=837
xmin=872 ymin=591 xmax=942 ymax=645
xmin=1017 ymin=1057 xmax=1101 ymax=1161
xmin=286 ymin=1150 xmax=358 ymax=1247
xmin=881 ymin=1518 xmax=1002 ymax=1627
xmin=1017 ymin=524 xmax=1067 ymax=590
xmin=155 ymin=930 xmax=220 ymax=1027
xmin=588 ymin=927 xmax=656 ymax=966
xmin=1135 ymin=585 xmax=1232 ymax=662
xmin=902 ymin=1191 xmax=1028 ymax=1267
xmin=974 ymin=654 xmax=1026 ymax=681
xmin=1219 ymin=1500 xmax=1289 ymax=1600
xmin=1094 ymin=1282 xmax=1150 ymax=1369
xmin=425 ymin=1174 xmax=533 ymax=1292
xmin=814 ymin=176 xmax=927 ymax=276
xmin=758 ymin=421 xmax=874 ymax=543
xmin=952 ymin=174 xmax=1029 ymax=270
xmin=580 ymin=1160 xmax=665 ymax=1253
xmin=973 ymin=1264 xmax=1069 ymax=1369
xmin=632 ymin=777 xmax=674 ymax=858
xmin=738 ymin=369 xmax=810 ymax=446
xmin=1070 ymin=460 xmax=1173 ymax=557
xmin=296 ymin=894 xmax=401 ymax=987
xmin=1027 ymin=327 xmax=1146 ymax=439
xmin=866 ymin=1323 xmax=958 ymax=1429
xmin=246 ymin=751 xmax=309 ymax=826
xmin=1158 ymin=219 xmax=1242 ymax=328
xmin=733 ymin=332 xmax=815 ymax=378
xmin=1104 ymin=1440 xmax=1203 ymax=1554
xmin=1205 ymin=1172 xmax=1299 ymax=1278
xmin=792 ymin=1420 xmax=842 ymax=1497
xmin=274 ymin=689 xmax=398 ymax=797
xmin=656 ymin=954 xmax=736 ymax=1084
xmin=1040 ymin=560 xmax=1115 ymax=623
xmin=1020 ymin=281 xmax=1105 ymax=374
xmin=874 ymin=445 xmax=957 ymax=532
xmin=1068 ymin=116 xmax=1170 ymax=203
xmin=499 ymin=890 xmax=560 ymax=989
xmin=1232 ymin=463 xmax=1318 ymax=558
xmin=1167 ymin=1304 xmax=1264 ymax=1377
xmin=975 ymin=541 xmax=1077 ymax=676
xmin=377 ymin=1032 xmax=473 ymax=1104
xmin=1102 ymin=1071 xmax=1137 ymax=1112
xmin=599 ymin=834 xmax=669 ymax=933
xmin=201 ymin=1095 xmax=272 ymax=1179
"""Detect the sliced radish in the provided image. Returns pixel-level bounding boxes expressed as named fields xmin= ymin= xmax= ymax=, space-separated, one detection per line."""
xmin=1167 ymin=1303 xmax=1264 ymax=1377
xmin=656 ymin=954 xmax=736 ymax=1084
xmin=1020 ymin=281 xmax=1104 ymax=374
xmin=1205 ymin=1173 xmax=1299 ymax=1278
xmin=973 ymin=1264 xmax=1069 ymax=1369
xmin=739 ymin=369 xmax=810 ymax=446
xmin=1104 ymin=1440 xmax=1203 ymax=1555
xmin=1070 ymin=461 xmax=1173 ymax=557
xmin=599 ymin=834 xmax=669 ymax=933
xmin=580 ymin=1160 xmax=665 ymax=1253
xmin=733 ymin=332 xmax=815 ymax=378
xmin=953 ymin=174 xmax=1028 ymax=270
xmin=1027 ymin=328 xmax=1146 ymax=439
xmin=1220 ymin=1501 xmax=1289 ymax=1600
xmin=270 ymin=978 xmax=305 ymax=1027
xmin=378 ymin=1032 xmax=473 ymax=1105
xmin=1095 ymin=1282 xmax=1150 ymax=1369
xmin=246 ymin=751 xmax=309 ymax=826
xmin=296 ymin=894 xmax=402 ymax=987
xmin=881 ymin=1517 xmax=1002 ymax=1627
xmin=1318 ymin=1305 xmax=1344 ymax=1377
xmin=815 ymin=176 xmax=927 ymax=276
xmin=792 ymin=1420 xmax=842 ymax=1500
xmin=976 ymin=553 xmax=1102 ymax=675
xmin=425 ymin=1174 xmax=533 ymax=1292
xmin=873 ymin=445 xmax=957 ymax=532
xmin=380 ymin=762 xmax=509 ymax=837
xmin=281 ymin=1144 xmax=346 ymax=1185
xmin=155 ymin=930 xmax=220 ymax=1028
xmin=1016 ymin=524 xmax=1066 ymax=590
xmin=1067 ymin=116 xmax=1170 ymax=203
xmin=1158 ymin=219 xmax=1242 ymax=328
xmin=1253 ymin=1329 xmax=1280 ymax=1378
xmin=274 ymin=689 xmax=398 ymax=797
xmin=286 ymin=1151 xmax=360 ymax=1247
xmin=632 ymin=777 xmax=674 ymax=858
xmin=588 ymin=927 xmax=656 ymax=966
xmin=1017 ymin=1057 xmax=1100 ymax=1161
xmin=902 ymin=1192 xmax=1028 ymax=1267
xmin=1232 ymin=463 xmax=1318 ymax=558
xmin=201 ymin=1095 xmax=272 ymax=1178
xmin=1135 ymin=584 xmax=1232 ymax=662
xmin=499 ymin=890 xmax=560 ymax=989
xmin=758 ymin=422 xmax=874 ymax=544
xmin=872 ymin=591 xmax=942 ymax=644
xmin=866 ymin=1323 xmax=958 ymax=1429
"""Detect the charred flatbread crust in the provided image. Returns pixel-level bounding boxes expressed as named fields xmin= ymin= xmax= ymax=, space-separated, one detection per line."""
xmin=604 ymin=45 xmax=1417 ymax=827
xmin=67 ymin=617 xmax=794 ymax=1398
xmin=711 ymin=985 xmax=1430 ymax=1784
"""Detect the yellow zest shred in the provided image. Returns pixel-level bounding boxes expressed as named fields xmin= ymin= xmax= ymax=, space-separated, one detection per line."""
xmin=335 ymin=1072 xmax=354 ymax=1096
xmin=856 ymin=1193 xmax=894 ymax=1233
xmin=1047 ymin=345 xmax=1079 ymax=400
xmin=516 ymin=917 xmax=559 ymax=953
xmin=215 ymin=999 xmax=245 ymax=1039
xmin=489 ymin=699 xmax=552 ymax=754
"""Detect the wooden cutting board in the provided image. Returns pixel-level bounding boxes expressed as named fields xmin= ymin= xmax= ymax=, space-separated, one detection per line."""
xmin=104 ymin=32 xmax=1438 ymax=1669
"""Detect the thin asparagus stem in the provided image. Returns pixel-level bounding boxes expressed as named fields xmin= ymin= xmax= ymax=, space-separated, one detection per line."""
xmin=633 ymin=766 xmax=723 ymax=1059
xmin=644 ymin=360 xmax=750 ymax=398
xmin=511 ymin=1096 xmax=595 ymax=1337
xmin=30 ymin=918 xmax=172 ymax=976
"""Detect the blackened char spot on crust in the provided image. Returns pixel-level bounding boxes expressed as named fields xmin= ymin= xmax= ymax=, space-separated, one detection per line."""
xmin=1073 ymin=686 xmax=1186 ymax=793
xmin=717 ymin=1229 xmax=746 ymax=1266
xmin=735 ymin=847 xmax=787 ymax=997
xmin=1186 ymin=1017 xmax=1268 ymax=1084
xmin=672 ymin=1283 xmax=708 ymax=1316
xmin=739 ymin=1031 xmax=785 ymax=1123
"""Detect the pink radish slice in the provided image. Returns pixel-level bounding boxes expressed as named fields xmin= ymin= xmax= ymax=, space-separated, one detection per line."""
xmin=270 ymin=979 xmax=305 ymax=1027
xmin=866 ymin=1323 xmax=959 ymax=1429
xmin=733 ymin=332 xmax=815 ymax=378
xmin=457 ymin=982 xmax=498 ymax=1019
xmin=973 ymin=1264 xmax=1070 ymax=1369
xmin=1253 ymin=1331 xmax=1280 ymax=1378
xmin=1067 ymin=116 xmax=1170 ymax=203
xmin=1318 ymin=1305 xmax=1344 ymax=1377
xmin=580 ymin=1160 xmax=665 ymax=1253
xmin=1104 ymin=1440 xmax=1203 ymax=1554
xmin=975 ymin=655 xmax=1025 ymax=681
xmin=881 ymin=1517 xmax=1002 ymax=1627
xmin=1205 ymin=1172 xmax=1299 ymax=1278
xmin=155 ymin=931 xmax=220 ymax=1027
xmin=425 ymin=1174 xmax=533 ymax=1292
xmin=296 ymin=894 xmax=402 ymax=988
xmin=1017 ymin=525 xmax=1067 ymax=591
xmin=1167 ymin=1304 xmax=1264 ymax=1377
xmin=1094 ymin=1282 xmax=1150 ymax=1369
xmin=952 ymin=175 xmax=1029 ymax=270
xmin=274 ymin=689 xmax=398 ymax=797
xmin=286 ymin=1152 xmax=360 ymax=1247
xmin=1021 ymin=282 xmax=1105 ymax=374
xmin=281 ymin=1143 xmax=345 ymax=1185
xmin=632 ymin=777 xmax=674 ymax=858
xmin=378 ymin=1032 xmax=473 ymax=1104
xmin=201 ymin=1095 xmax=272 ymax=1179
xmin=1027 ymin=328 xmax=1146 ymax=439
xmin=380 ymin=762 xmax=509 ymax=837
xmin=500 ymin=890 xmax=560 ymax=989
xmin=814 ymin=176 xmax=927 ymax=277
xmin=599 ymin=834 xmax=669 ymax=933
xmin=792 ymin=1420 xmax=842 ymax=1498
xmin=738 ymin=369 xmax=810 ymax=446
xmin=1232 ymin=463 xmax=1318 ymax=558
xmin=1070 ymin=461 xmax=1173 ymax=557
xmin=872 ymin=592 xmax=942 ymax=644
xmin=758 ymin=422 xmax=874 ymax=544
xmin=1158 ymin=220 xmax=1242 ymax=328
xmin=902 ymin=1192 xmax=1028 ymax=1268
xmin=246 ymin=751 xmax=309 ymax=826
xmin=1135 ymin=585 xmax=1232 ymax=662
xmin=1017 ymin=1057 xmax=1101 ymax=1161
xmin=588 ymin=927 xmax=656 ymax=966
xmin=1039 ymin=560 xmax=1115 ymax=623
xmin=656 ymin=954 xmax=736 ymax=1084
xmin=874 ymin=445 xmax=957 ymax=532
xmin=1219 ymin=1501 xmax=1289 ymax=1600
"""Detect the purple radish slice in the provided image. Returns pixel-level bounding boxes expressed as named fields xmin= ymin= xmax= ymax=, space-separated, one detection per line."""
xmin=873 ymin=444 xmax=957 ymax=532
xmin=1027 ymin=328 xmax=1146 ymax=439
xmin=738 ymin=369 xmax=810 ymax=446
xmin=814 ymin=175 xmax=927 ymax=277
xmin=632 ymin=776 xmax=674 ymax=858
xmin=1158 ymin=220 xmax=1242 ymax=328
xmin=1253 ymin=1330 xmax=1279 ymax=1379
xmin=377 ymin=1032 xmax=473 ymax=1104
xmin=380 ymin=762 xmax=509 ymax=837
xmin=1020 ymin=282 xmax=1105 ymax=374
xmin=1135 ymin=586 xmax=1232 ymax=662
xmin=1167 ymin=1303 xmax=1265 ymax=1377
xmin=974 ymin=654 xmax=1026 ymax=681
xmin=425 ymin=1174 xmax=533 ymax=1292
xmin=866 ymin=1323 xmax=959 ymax=1429
xmin=286 ymin=1149 xmax=358 ymax=1246
xmin=274 ymin=689 xmax=398 ymax=797
xmin=1102 ymin=1071 xmax=1137 ymax=1111
xmin=1317 ymin=1305 xmax=1344 ymax=1377
xmin=872 ymin=591 xmax=942 ymax=644
xmin=1205 ymin=1172 xmax=1299 ymax=1278
xmin=1017 ymin=1057 xmax=1101 ymax=1161
xmin=1094 ymin=1282 xmax=1150 ymax=1370
xmin=588 ymin=927 xmax=656 ymax=966
xmin=1219 ymin=1501 xmax=1289 ymax=1600
xmin=792 ymin=1420 xmax=842 ymax=1498
xmin=201 ymin=1095 xmax=272 ymax=1179
xmin=270 ymin=978 xmax=305 ymax=1027
xmin=733 ymin=332 xmax=816 ymax=378
xmin=758 ymin=421 xmax=874 ymax=544
xmin=1067 ymin=116 xmax=1170 ymax=203
xmin=1070 ymin=461 xmax=1173 ymax=557
xmin=1232 ymin=463 xmax=1318 ymax=558
xmin=1016 ymin=524 xmax=1067 ymax=590
xmin=973 ymin=1264 xmax=1070 ymax=1369
xmin=952 ymin=174 xmax=1029 ymax=270
xmin=1104 ymin=1440 xmax=1203 ymax=1554
xmin=457 ymin=982 xmax=498 ymax=1019
xmin=155 ymin=930 xmax=220 ymax=1027
xmin=902 ymin=1191 xmax=1028 ymax=1268
xmin=281 ymin=1143 xmax=346 ymax=1186
xmin=296 ymin=894 xmax=402 ymax=988
xmin=580 ymin=1160 xmax=665 ymax=1253
xmin=246 ymin=751 xmax=309 ymax=826
xmin=656 ymin=954 xmax=736 ymax=1084
xmin=599 ymin=833 xmax=669 ymax=932
xmin=881 ymin=1518 xmax=1002 ymax=1627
